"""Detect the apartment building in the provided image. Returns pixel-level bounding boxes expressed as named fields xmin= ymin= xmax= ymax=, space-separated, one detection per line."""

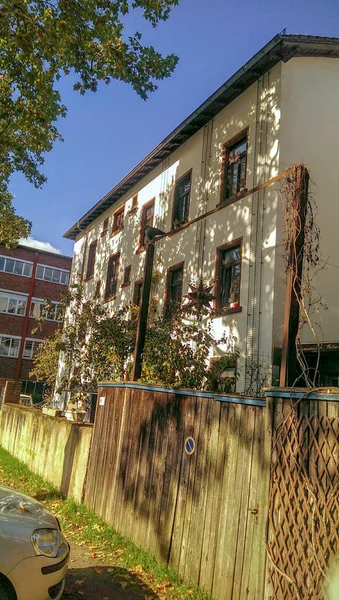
xmin=57 ymin=34 xmax=339 ymax=398
xmin=0 ymin=244 xmax=72 ymax=399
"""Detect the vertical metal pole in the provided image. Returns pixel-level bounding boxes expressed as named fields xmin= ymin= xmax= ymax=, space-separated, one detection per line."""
xmin=132 ymin=242 xmax=155 ymax=380
xmin=280 ymin=165 xmax=309 ymax=387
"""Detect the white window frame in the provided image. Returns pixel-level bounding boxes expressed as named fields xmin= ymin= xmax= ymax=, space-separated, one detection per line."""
xmin=29 ymin=298 xmax=63 ymax=322
xmin=0 ymin=290 xmax=28 ymax=316
xmin=35 ymin=264 xmax=70 ymax=285
xmin=0 ymin=334 xmax=21 ymax=358
xmin=23 ymin=338 xmax=44 ymax=360
xmin=0 ymin=255 xmax=33 ymax=278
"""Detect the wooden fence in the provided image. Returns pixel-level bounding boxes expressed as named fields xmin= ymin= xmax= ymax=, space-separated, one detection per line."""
xmin=265 ymin=390 xmax=339 ymax=600
xmin=85 ymin=384 xmax=270 ymax=600
xmin=1 ymin=384 xmax=338 ymax=598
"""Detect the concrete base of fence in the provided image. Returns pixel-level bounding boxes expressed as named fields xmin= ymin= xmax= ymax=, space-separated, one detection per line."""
xmin=0 ymin=404 xmax=92 ymax=502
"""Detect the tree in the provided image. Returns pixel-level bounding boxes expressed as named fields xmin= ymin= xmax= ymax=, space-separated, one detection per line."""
xmin=29 ymin=328 xmax=63 ymax=401
xmin=141 ymin=304 xmax=238 ymax=390
xmin=0 ymin=0 xmax=179 ymax=244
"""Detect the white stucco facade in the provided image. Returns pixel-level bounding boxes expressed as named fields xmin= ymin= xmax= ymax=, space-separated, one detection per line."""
xmin=55 ymin=35 xmax=339 ymax=403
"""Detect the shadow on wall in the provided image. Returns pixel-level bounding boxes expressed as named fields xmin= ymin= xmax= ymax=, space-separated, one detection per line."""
xmin=60 ymin=424 xmax=81 ymax=497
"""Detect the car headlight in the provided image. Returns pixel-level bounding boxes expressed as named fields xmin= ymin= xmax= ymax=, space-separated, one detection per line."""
xmin=31 ymin=528 xmax=66 ymax=558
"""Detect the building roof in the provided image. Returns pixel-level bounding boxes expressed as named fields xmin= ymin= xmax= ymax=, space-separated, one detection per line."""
xmin=64 ymin=33 xmax=339 ymax=240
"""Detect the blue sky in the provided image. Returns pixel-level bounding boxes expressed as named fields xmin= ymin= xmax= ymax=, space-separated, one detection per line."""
xmin=11 ymin=0 xmax=339 ymax=256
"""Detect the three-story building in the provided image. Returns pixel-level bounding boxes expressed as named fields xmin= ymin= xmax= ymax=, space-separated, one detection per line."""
xmin=57 ymin=34 xmax=339 ymax=398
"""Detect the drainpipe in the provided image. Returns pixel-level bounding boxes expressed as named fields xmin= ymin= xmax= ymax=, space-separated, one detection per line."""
xmin=15 ymin=253 xmax=38 ymax=380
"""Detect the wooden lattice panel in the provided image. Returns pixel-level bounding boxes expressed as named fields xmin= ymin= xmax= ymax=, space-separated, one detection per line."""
xmin=267 ymin=402 xmax=339 ymax=600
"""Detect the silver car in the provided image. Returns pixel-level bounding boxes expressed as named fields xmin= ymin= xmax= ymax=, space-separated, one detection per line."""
xmin=0 ymin=485 xmax=70 ymax=600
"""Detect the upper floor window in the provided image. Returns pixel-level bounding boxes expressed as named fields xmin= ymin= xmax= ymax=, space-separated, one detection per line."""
xmin=0 ymin=335 xmax=20 ymax=358
xmin=131 ymin=195 xmax=138 ymax=210
xmin=101 ymin=218 xmax=109 ymax=236
xmin=112 ymin=205 xmax=125 ymax=234
xmin=0 ymin=291 xmax=27 ymax=316
xmin=215 ymin=241 xmax=241 ymax=311
xmin=0 ymin=255 xmax=32 ymax=278
xmin=172 ymin=171 xmax=191 ymax=229
xmin=139 ymin=199 xmax=155 ymax=248
xmin=23 ymin=338 xmax=43 ymax=360
xmin=122 ymin=265 xmax=131 ymax=287
xmin=86 ymin=240 xmax=97 ymax=280
xmin=105 ymin=253 xmax=120 ymax=301
xmin=165 ymin=262 xmax=184 ymax=314
xmin=29 ymin=299 xmax=63 ymax=322
xmin=222 ymin=134 xmax=247 ymax=202
xmin=36 ymin=264 xmax=70 ymax=285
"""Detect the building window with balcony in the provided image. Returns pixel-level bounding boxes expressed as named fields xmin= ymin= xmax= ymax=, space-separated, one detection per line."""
xmin=0 ymin=335 xmax=20 ymax=357
xmin=0 ymin=292 xmax=27 ymax=316
xmin=139 ymin=199 xmax=155 ymax=249
xmin=23 ymin=339 xmax=43 ymax=360
xmin=221 ymin=133 xmax=247 ymax=203
xmin=172 ymin=170 xmax=191 ymax=229
xmin=86 ymin=240 xmax=97 ymax=280
xmin=105 ymin=253 xmax=120 ymax=301
xmin=165 ymin=262 xmax=184 ymax=315
xmin=111 ymin=205 xmax=125 ymax=235
xmin=215 ymin=241 xmax=242 ymax=311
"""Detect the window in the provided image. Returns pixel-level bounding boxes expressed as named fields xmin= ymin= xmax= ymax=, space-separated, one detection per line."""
xmin=101 ymin=218 xmax=109 ymax=236
xmin=94 ymin=281 xmax=101 ymax=299
xmin=122 ymin=265 xmax=131 ymax=287
xmin=105 ymin=253 xmax=120 ymax=300
xmin=133 ymin=280 xmax=143 ymax=306
xmin=112 ymin=206 xmax=125 ymax=234
xmin=172 ymin=171 xmax=191 ymax=229
xmin=221 ymin=134 xmax=247 ymax=202
xmin=86 ymin=240 xmax=97 ymax=280
xmin=0 ymin=255 xmax=32 ymax=278
xmin=215 ymin=241 xmax=241 ymax=311
xmin=131 ymin=195 xmax=138 ymax=210
xmin=165 ymin=263 xmax=184 ymax=312
xmin=0 ymin=291 xmax=27 ymax=316
xmin=23 ymin=339 xmax=43 ymax=360
xmin=36 ymin=264 xmax=70 ymax=285
xmin=139 ymin=199 xmax=155 ymax=248
xmin=0 ymin=335 xmax=20 ymax=357
xmin=29 ymin=299 xmax=63 ymax=321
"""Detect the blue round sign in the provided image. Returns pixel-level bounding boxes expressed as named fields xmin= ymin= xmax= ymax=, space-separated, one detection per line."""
xmin=185 ymin=436 xmax=195 ymax=455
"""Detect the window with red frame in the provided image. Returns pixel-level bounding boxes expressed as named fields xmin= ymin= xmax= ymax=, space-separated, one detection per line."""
xmin=86 ymin=240 xmax=97 ymax=280
xmin=105 ymin=253 xmax=120 ymax=300
xmin=140 ymin=200 xmax=155 ymax=247
xmin=216 ymin=243 xmax=241 ymax=310
xmin=222 ymin=135 xmax=247 ymax=201
xmin=112 ymin=206 xmax=124 ymax=234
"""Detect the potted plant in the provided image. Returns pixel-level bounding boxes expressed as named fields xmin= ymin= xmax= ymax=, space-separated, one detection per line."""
xmin=68 ymin=391 xmax=88 ymax=423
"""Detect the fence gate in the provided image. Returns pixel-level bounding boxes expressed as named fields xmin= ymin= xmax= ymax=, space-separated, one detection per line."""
xmin=266 ymin=396 xmax=339 ymax=599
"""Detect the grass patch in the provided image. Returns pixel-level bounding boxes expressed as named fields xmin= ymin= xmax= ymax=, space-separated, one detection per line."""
xmin=0 ymin=446 xmax=211 ymax=600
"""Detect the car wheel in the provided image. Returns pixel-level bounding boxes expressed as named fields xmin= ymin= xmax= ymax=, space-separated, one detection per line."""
xmin=0 ymin=576 xmax=16 ymax=600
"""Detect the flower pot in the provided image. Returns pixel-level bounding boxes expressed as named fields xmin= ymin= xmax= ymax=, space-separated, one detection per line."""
xmin=72 ymin=410 xmax=87 ymax=423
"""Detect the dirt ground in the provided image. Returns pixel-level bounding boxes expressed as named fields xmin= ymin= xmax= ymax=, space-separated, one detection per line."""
xmin=64 ymin=542 xmax=159 ymax=600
